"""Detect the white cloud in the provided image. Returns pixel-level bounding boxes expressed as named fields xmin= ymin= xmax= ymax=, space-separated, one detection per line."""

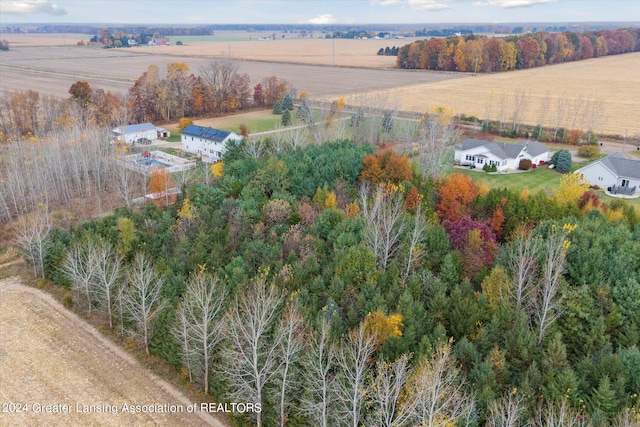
xmin=372 ymin=0 xmax=451 ymax=10
xmin=1 ymin=0 xmax=67 ymax=15
xmin=483 ymin=0 xmax=557 ymax=8
xmin=307 ymin=13 xmax=337 ymax=24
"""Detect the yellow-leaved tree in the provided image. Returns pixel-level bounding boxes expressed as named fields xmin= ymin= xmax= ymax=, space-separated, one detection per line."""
xmin=211 ymin=161 xmax=224 ymax=178
xmin=364 ymin=309 xmax=403 ymax=349
xmin=554 ymin=173 xmax=589 ymax=205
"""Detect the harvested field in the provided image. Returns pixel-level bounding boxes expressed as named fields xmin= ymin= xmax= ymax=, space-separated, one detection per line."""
xmin=0 ymin=276 xmax=225 ymax=427
xmin=0 ymin=45 xmax=460 ymax=99
xmin=335 ymin=52 xmax=640 ymax=138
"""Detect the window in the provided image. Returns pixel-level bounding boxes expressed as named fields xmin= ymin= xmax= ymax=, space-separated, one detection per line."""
xmin=622 ymin=179 xmax=628 ymax=187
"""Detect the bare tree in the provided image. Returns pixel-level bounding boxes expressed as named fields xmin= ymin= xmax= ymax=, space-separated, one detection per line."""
xmin=533 ymin=226 xmax=569 ymax=345
xmin=110 ymin=162 xmax=143 ymax=208
xmin=360 ymin=183 xmax=408 ymax=272
xmin=274 ymin=298 xmax=305 ymax=427
xmin=486 ymin=390 xmax=526 ymax=427
xmin=414 ymin=112 xmax=460 ymax=179
xmin=221 ymin=276 xmax=284 ymax=427
xmin=173 ymin=271 xmax=226 ymax=394
xmin=14 ymin=206 xmax=51 ymax=278
xmin=122 ymin=252 xmax=167 ymax=355
xmin=243 ymin=137 xmax=270 ymax=160
xmin=532 ymin=398 xmax=590 ymax=427
xmin=403 ymin=203 xmax=427 ymax=284
xmin=335 ymin=322 xmax=376 ymax=427
xmin=366 ymin=353 xmax=413 ymax=427
xmin=93 ymin=240 xmax=122 ymax=328
xmin=403 ymin=342 xmax=476 ymax=426
xmin=299 ymin=317 xmax=336 ymax=427
xmin=200 ymin=59 xmax=238 ymax=112
xmin=510 ymin=90 xmax=529 ymax=134
xmin=502 ymin=228 xmax=541 ymax=308
xmin=62 ymin=240 xmax=99 ymax=314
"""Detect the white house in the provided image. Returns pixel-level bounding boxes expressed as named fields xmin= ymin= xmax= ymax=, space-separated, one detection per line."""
xmin=454 ymin=139 xmax=550 ymax=172
xmin=181 ymin=124 xmax=242 ymax=162
xmin=112 ymin=123 xmax=167 ymax=145
xmin=575 ymin=152 xmax=640 ymax=196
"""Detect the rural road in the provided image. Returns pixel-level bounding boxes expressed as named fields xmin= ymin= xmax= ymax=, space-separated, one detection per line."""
xmin=0 ymin=275 xmax=226 ymax=427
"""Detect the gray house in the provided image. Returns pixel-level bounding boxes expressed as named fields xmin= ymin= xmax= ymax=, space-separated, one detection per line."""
xmin=575 ymin=152 xmax=640 ymax=195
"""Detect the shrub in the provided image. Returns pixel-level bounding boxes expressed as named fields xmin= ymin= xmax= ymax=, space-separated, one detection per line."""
xmin=483 ymin=163 xmax=491 ymax=172
xmin=578 ymin=144 xmax=601 ymax=158
xmin=490 ymin=164 xmax=497 ymax=172
xmin=518 ymin=159 xmax=533 ymax=170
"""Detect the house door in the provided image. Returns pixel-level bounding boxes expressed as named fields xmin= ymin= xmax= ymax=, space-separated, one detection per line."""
xmin=622 ymin=179 xmax=628 ymax=187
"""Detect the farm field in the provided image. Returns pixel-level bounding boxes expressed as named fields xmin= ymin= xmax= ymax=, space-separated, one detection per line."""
xmin=0 ymin=276 xmax=224 ymax=427
xmin=335 ymin=52 xmax=640 ymax=138
xmin=0 ymin=44 xmax=457 ymax=99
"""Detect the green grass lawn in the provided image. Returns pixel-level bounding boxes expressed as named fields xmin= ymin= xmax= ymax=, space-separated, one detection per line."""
xmin=457 ymin=166 xmax=564 ymax=195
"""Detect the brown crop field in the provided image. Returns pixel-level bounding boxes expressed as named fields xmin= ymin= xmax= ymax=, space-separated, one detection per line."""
xmin=334 ymin=52 xmax=640 ymax=138
xmin=0 ymin=276 xmax=225 ymax=427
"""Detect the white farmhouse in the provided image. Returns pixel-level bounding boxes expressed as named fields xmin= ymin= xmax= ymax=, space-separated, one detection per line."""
xmin=181 ymin=124 xmax=242 ymax=162
xmin=112 ymin=123 xmax=167 ymax=145
xmin=454 ymin=139 xmax=549 ymax=171
xmin=575 ymin=152 xmax=640 ymax=196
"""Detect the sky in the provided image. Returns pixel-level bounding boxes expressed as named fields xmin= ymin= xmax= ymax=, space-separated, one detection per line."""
xmin=1 ymin=0 xmax=639 ymax=25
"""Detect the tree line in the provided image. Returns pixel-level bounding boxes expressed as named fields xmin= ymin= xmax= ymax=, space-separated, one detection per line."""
xmin=19 ymin=130 xmax=640 ymax=425
xmin=397 ymin=28 xmax=640 ymax=72
xmin=0 ymin=60 xmax=292 ymax=142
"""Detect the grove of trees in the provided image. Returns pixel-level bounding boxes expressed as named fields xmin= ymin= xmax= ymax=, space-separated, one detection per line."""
xmin=19 ymin=130 xmax=639 ymax=426
xmin=397 ymin=28 xmax=640 ymax=72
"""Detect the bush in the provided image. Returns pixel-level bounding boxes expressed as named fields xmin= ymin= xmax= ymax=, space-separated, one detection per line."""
xmin=550 ymin=149 xmax=572 ymax=173
xmin=518 ymin=159 xmax=533 ymax=170
xmin=577 ymin=144 xmax=601 ymax=158
xmin=490 ymin=164 xmax=497 ymax=172
xmin=483 ymin=163 xmax=491 ymax=172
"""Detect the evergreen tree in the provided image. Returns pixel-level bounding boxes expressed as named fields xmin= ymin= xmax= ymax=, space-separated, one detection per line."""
xmin=281 ymin=109 xmax=291 ymax=126
xmin=273 ymin=101 xmax=283 ymax=115
xmin=282 ymin=93 xmax=294 ymax=111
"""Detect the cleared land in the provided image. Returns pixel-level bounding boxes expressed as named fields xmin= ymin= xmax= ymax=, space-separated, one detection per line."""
xmin=0 ymin=276 xmax=224 ymax=427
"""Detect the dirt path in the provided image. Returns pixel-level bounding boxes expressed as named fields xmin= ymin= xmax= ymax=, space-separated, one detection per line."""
xmin=0 ymin=276 xmax=226 ymax=427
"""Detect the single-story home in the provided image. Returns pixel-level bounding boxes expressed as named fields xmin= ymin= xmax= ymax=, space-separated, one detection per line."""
xmin=454 ymin=139 xmax=550 ymax=172
xmin=181 ymin=124 xmax=242 ymax=162
xmin=112 ymin=123 xmax=168 ymax=145
xmin=574 ymin=152 xmax=640 ymax=196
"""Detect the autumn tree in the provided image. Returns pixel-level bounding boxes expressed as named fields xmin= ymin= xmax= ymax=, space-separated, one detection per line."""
xmin=14 ymin=206 xmax=51 ymax=278
xmin=554 ymin=173 xmax=589 ymax=206
xmin=360 ymin=148 xmax=413 ymax=185
xmin=366 ymin=354 xmax=413 ymax=427
xmin=69 ymin=80 xmax=93 ymax=109
xmin=178 ymin=117 xmax=193 ymax=133
xmin=436 ymin=172 xmax=479 ymax=222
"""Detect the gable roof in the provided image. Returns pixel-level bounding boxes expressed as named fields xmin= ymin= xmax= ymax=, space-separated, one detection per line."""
xmin=591 ymin=152 xmax=640 ymax=180
xmin=113 ymin=123 xmax=163 ymax=135
xmin=182 ymin=124 xmax=236 ymax=143
xmin=456 ymin=139 xmax=549 ymax=161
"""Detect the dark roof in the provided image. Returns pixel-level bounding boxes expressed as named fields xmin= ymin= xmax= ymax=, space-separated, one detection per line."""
xmin=456 ymin=138 xmax=549 ymax=160
xmin=113 ymin=122 xmax=162 ymax=135
xmin=182 ymin=125 xmax=233 ymax=143
xmin=599 ymin=152 xmax=640 ymax=180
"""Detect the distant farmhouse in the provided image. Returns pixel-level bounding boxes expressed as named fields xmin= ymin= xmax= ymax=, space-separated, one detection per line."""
xmin=148 ymin=37 xmax=170 ymax=46
xmin=112 ymin=123 xmax=168 ymax=145
xmin=454 ymin=139 xmax=549 ymax=171
xmin=575 ymin=152 xmax=640 ymax=196
xmin=181 ymin=124 xmax=242 ymax=163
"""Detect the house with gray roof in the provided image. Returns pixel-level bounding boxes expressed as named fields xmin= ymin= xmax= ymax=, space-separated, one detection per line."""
xmin=575 ymin=152 xmax=640 ymax=196
xmin=181 ymin=124 xmax=242 ymax=162
xmin=112 ymin=123 xmax=167 ymax=145
xmin=454 ymin=139 xmax=549 ymax=172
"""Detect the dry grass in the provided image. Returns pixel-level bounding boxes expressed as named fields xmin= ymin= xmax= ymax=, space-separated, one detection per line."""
xmin=335 ymin=52 xmax=640 ymax=138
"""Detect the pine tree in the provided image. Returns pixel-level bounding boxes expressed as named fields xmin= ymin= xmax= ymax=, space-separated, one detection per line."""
xmin=281 ymin=109 xmax=291 ymax=126
xmin=282 ymin=93 xmax=294 ymax=111
xmin=273 ymin=101 xmax=283 ymax=115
